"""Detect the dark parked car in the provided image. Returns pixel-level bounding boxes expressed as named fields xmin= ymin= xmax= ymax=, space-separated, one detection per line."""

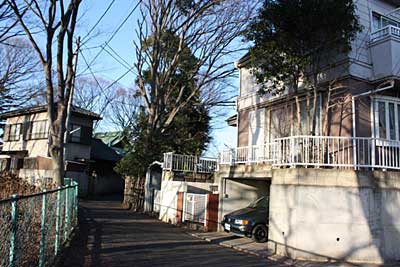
xmin=221 ymin=196 xmax=269 ymax=243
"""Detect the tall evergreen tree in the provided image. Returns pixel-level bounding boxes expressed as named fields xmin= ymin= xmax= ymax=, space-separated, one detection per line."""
xmin=115 ymin=31 xmax=211 ymax=177
xmin=245 ymin=0 xmax=361 ymax=135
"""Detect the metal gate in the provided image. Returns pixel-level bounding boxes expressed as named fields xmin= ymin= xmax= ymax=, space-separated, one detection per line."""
xmin=183 ymin=193 xmax=207 ymax=224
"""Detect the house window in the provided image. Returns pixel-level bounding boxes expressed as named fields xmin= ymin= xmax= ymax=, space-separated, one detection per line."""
xmin=374 ymin=97 xmax=400 ymax=140
xmin=372 ymin=12 xmax=400 ymax=32
xmin=248 ymin=109 xmax=265 ymax=146
xmin=69 ymin=124 xmax=82 ymax=143
xmin=68 ymin=124 xmax=92 ymax=145
xmin=8 ymin=124 xmax=21 ymax=141
xmin=0 ymin=159 xmax=6 ymax=172
xmin=28 ymin=120 xmax=48 ymax=139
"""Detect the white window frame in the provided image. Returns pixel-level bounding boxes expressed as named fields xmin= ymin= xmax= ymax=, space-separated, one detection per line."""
xmin=372 ymin=96 xmax=400 ymax=144
xmin=69 ymin=124 xmax=82 ymax=143
xmin=371 ymin=11 xmax=400 ymax=32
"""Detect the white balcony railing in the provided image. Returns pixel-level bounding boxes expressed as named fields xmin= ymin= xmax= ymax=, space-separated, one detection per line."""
xmin=163 ymin=152 xmax=218 ymax=173
xmin=220 ymin=136 xmax=400 ymax=171
xmin=219 ymin=143 xmax=275 ymax=165
xmin=371 ymin=25 xmax=400 ymax=43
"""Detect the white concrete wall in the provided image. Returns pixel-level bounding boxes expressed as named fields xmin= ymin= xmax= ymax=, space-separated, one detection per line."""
xmin=144 ymin=170 xmax=153 ymax=213
xmin=158 ymin=180 xmax=216 ymax=224
xmin=269 ymin=169 xmax=400 ymax=263
xmin=18 ymin=169 xmax=56 ymax=187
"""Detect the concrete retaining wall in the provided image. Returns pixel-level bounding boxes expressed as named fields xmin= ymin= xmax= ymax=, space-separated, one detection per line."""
xmin=268 ymin=168 xmax=400 ymax=264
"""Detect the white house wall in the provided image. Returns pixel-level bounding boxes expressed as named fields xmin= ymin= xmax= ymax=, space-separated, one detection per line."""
xmin=350 ymin=0 xmax=396 ymax=80
xmin=2 ymin=112 xmax=49 ymax=157
xmin=2 ymin=112 xmax=94 ymax=161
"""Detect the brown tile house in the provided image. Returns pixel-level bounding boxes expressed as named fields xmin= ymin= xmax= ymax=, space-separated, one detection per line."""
xmin=217 ymin=0 xmax=400 ymax=263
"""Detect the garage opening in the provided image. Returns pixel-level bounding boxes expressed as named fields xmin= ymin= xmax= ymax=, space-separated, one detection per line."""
xmin=219 ymin=178 xmax=271 ymax=241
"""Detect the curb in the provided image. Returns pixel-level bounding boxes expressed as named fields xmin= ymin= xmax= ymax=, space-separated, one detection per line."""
xmin=187 ymin=232 xmax=268 ymax=259
xmin=187 ymin=232 xmax=395 ymax=267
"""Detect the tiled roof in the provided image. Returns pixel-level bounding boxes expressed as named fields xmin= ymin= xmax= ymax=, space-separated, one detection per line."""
xmin=0 ymin=104 xmax=102 ymax=120
xmin=91 ymin=138 xmax=123 ymax=162
xmin=94 ymin=131 xmax=125 ymax=148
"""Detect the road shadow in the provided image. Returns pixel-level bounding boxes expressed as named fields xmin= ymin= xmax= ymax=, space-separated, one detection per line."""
xmin=56 ymin=196 xmax=275 ymax=267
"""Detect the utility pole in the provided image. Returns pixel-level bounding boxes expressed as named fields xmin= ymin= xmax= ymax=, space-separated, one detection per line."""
xmin=63 ymin=37 xmax=81 ymax=173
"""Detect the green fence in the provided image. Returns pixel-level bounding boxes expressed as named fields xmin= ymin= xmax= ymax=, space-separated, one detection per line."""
xmin=0 ymin=178 xmax=78 ymax=267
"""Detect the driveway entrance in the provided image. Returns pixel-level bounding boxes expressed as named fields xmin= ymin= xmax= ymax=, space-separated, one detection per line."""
xmin=58 ymin=196 xmax=275 ymax=267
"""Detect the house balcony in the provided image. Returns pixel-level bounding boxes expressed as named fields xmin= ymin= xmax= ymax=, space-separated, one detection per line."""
xmin=162 ymin=152 xmax=218 ymax=182
xmin=220 ymin=135 xmax=400 ymax=171
xmin=370 ymin=25 xmax=400 ymax=80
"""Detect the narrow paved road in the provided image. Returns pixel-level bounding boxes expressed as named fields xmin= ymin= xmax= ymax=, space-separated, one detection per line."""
xmin=58 ymin=196 xmax=282 ymax=267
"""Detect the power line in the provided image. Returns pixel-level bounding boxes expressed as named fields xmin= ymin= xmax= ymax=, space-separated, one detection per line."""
xmin=105 ymin=43 xmax=134 ymax=71
xmin=81 ymin=47 xmax=140 ymax=107
xmin=81 ymin=0 xmax=117 ymax=45
xmin=102 ymin=44 xmax=138 ymax=76
xmin=103 ymin=45 xmax=131 ymax=70
xmin=80 ymin=49 xmax=115 ymax=104
xmin=78 ymin=0 xmax=141 ymax=76
xmin=80 ymin=48 xmax=137 ymax=105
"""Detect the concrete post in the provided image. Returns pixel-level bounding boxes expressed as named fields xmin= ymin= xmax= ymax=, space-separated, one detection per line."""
xmin=54 ymin=188 xmax=61 ymax=255
xmin=39 ymin=190 xmax=47 ymax=267
xmin=64 ymin=187 xmax=69 ymax=241
xmin=9 ymin=194 xmax=18 ymax=267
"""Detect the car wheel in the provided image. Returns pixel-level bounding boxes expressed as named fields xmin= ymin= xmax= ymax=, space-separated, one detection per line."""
xmin=252 ymin=224 xmax=268 ymax=243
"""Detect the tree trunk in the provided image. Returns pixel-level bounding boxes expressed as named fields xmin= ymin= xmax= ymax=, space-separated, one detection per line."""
xmin=310 ymin=86 xmax=318 ymax=135
xmin=49 ymin=110 xmax=66 ymax=186
xmin=295 ymin=95 xmax=301 ymax=135
xmin=323 ymin=85 xmax=332 ymax=136
xmin=306 ymin=90 xmax=311 ymax=135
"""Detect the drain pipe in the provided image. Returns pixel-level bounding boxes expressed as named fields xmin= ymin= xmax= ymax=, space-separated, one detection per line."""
xmin=351 ymin=80 xmax=395 ymax=169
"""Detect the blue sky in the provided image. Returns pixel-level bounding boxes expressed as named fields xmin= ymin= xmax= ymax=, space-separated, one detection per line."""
xmin=75 ymin=0 xmax=238 ymax=157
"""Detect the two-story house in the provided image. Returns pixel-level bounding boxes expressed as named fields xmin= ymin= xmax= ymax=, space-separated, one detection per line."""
xmin=218 ymin=0 xmax=400 ymax=264
xmin=0 ymin=104 xmax=101 ymax=195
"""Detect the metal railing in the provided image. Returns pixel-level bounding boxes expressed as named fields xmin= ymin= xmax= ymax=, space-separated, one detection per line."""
xmin=0 ymin=179 xmax=78 ymax=267
xmin=371 ymin=25 xmax=400 ymax=42
xmin=220 ymin=136 xmax=400 ymax=171
xmin=219 ymin=143 xmax=275 ymax=165
xmin=163 ymin=153 xmax=218 ymax=173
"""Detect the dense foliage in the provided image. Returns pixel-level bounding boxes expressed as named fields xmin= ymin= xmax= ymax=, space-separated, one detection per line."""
xmin=115 ymin=31 xmax=211 ymax=177
xmin=245 ymin=0 xmax=361 ymax=94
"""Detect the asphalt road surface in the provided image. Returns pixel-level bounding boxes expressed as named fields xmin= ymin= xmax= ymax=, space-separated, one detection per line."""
xmin=58 ymin=196 xmax=284 ymax=267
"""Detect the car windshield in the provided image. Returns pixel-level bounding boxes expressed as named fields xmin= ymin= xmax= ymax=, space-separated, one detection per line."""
xmin=248 ymin=196 xmax=268 ymax=209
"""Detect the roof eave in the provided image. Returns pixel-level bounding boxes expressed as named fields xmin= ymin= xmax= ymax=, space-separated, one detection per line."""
xmin=0 ymin=105 xmax=102 ymax=121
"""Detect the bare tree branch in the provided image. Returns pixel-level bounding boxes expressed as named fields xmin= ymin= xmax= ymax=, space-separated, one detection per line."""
xmin=6 ymin=0 xmax=82 ymax=186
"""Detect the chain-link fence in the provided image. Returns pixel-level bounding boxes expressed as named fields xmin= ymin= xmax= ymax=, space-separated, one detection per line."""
xmin=0 ymin=178 xmax=78 ymax=267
